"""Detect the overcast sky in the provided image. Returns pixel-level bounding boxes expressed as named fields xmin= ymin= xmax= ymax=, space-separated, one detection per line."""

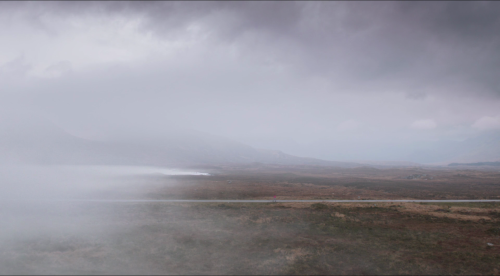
xmin=1 ymin=1 xmax=500 ymax=161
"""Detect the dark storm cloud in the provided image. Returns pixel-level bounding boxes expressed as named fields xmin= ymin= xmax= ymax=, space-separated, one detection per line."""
xmin=5 ymin=1 xmax=499 ymax=96
xmin=1 ymin=1 xmax=500 ymax=162
xmin=103 ymin=1 xmax=500 ymax=97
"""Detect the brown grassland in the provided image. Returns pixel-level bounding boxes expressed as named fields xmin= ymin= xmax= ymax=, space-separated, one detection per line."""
xmin=147 ymin=164 xmax=500 ymax=200
xmin=1 ymin=164 xmax=500 ymax=274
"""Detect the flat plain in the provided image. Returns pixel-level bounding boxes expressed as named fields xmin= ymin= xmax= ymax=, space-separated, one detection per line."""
xmin=1 ymin=164 xmax=500 ymax=274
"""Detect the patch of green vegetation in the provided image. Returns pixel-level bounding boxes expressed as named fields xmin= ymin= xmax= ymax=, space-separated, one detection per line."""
xmin=310 ymin=203 xmax=328 ymax=210
xmin=486 ymin=227 xmax=500 ymax=235
xmin=488 ymin=211 xmax=500 ymax=218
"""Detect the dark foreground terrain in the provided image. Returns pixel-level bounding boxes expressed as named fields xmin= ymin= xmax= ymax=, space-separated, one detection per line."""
xmin=1 ymin=164 xmax=500 ymax=274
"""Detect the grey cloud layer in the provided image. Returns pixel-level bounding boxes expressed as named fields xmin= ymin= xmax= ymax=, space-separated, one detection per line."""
xmin=118 ymin=1 xmax=500 ymax=97
xmin=4 ymin=1 xmax=500 ymax=95
xmin=1 ymin=1 xmax=500 ymax=162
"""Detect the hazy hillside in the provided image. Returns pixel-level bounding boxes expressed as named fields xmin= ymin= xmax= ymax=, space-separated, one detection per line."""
xmin=405 ymin=131 xmax=500 ymax=164
xmin=0 ymin=120 xmax=360 ymax=167
xmin=448 ymin=161 xmax=500 ymax=167
xmin=3 ymin=110 xmax=498 ymax=167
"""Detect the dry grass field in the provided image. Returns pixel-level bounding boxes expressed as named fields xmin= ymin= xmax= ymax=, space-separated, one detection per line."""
xmin=145 ymin=164 xmax=500 ymax=201
xmin=1 ymin=164 xmax=500 ymax=274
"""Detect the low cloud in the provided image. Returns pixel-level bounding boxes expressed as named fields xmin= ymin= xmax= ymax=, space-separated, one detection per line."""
xmin=337 ymin=119 xmax=360 ymax=132
xmin=411 ymin=119 xmax=437 ymax=130
xmin=472 ymin=115 xmax=500 ymax=130
xmin=1 ymin=2 xmax=500 ymax=162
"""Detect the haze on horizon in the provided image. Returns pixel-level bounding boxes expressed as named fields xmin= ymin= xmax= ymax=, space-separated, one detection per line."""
xmin=3 ymin=3 xmax=500 ymax=275
xmin=1 ymin=1 xmax=500 ymax=164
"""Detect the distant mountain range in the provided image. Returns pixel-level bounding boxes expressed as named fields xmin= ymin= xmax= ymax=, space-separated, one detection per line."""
xmin=448 ymin=161 xmax=500 ymax=167
xmin=405 ymin=131 xmax=500 ymax=164
xmin=2 ymin=115 xmax=499 ymax=167
xmin=0 ymin=120 xmax=360 ymax=168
